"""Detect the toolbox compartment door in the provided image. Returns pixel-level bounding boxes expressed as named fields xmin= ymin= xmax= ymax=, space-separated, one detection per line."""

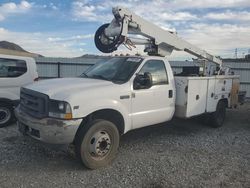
xmin=175 ymin=77 xmax=208 ymax=118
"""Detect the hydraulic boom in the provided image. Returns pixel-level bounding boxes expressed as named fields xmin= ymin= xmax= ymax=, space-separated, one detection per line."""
xmin=94 ymin=6 xmax=222 ymax=67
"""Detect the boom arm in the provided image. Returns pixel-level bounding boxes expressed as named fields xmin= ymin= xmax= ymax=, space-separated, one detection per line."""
xmin=94 ymin=6 xmax=222 ymax=67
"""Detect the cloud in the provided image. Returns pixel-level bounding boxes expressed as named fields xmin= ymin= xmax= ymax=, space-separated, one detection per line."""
xmin=169 ymin=23 xmax=250 ymax=60
xmin=178 ymin=23 xmax=250 ymax=57
xmin=49 ymin=3 xmax=58 ymax=10
xmin=36 ymin=3 xmax=58 ymax=10
xmin=71 ymin=2 xmax=112 ymax=22
xmin=0 ymin=14 xmax=4 ymax=21
xmin=205 ymin=10 xmax=250 ymax=21
xmin=20 ymin=1 xmax=32 ymax=9
xmin=0 ymin=27 xmax=92 ymax=57
xmin=47 ymin=34 xmax=94 ymax=42
xmin=71 ymin=0 xmax=198 ymax=24
xmin=0 ymin=1 xmax=32 ymax=21
xmin=165 ymin=0 xmax=250 ymax=10
xmin=161 ymin=12 xmax=198 ymax=21
xmin=71 ymin=0 xmax=250 ymax=28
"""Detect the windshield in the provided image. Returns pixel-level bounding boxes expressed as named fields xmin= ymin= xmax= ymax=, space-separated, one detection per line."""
xmin=80 ymin=57 xmax=143 ymax=83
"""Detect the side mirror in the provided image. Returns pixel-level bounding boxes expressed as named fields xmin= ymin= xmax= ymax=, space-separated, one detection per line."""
xmin=133 ymin=72 xmax=153 ymax=90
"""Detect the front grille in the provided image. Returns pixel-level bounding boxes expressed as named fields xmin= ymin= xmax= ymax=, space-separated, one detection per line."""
xmin=20 ymin=88 xmax=49 ymax=118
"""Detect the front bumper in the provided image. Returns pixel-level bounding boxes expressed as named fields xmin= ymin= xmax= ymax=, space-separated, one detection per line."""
xmin=15 ymin=106 xmax=82 ymax=144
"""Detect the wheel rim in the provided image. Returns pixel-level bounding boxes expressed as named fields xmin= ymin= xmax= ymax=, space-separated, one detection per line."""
xmin=0 ymin=107 xmax=11 ymax=124
xmin=88 ymin=130 xmax=112 ymax=159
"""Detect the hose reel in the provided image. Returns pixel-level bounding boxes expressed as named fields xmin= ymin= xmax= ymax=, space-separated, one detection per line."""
xmin=94 ymin=23 xmax=125 ymax=53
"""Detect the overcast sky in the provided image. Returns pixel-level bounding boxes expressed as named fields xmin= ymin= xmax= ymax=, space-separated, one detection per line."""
xmin=0 ymin=0 xmax=250 ymax=59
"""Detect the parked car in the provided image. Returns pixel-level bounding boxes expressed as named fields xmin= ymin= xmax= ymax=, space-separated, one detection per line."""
xmin=0 ymin=54 xmax=38 ymax=127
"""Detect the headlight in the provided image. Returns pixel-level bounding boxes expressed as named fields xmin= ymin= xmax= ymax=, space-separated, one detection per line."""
xmin=49 ymin=100 xmax=72 ymax=120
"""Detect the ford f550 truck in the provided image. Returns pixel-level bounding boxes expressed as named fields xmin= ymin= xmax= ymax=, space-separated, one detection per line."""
xmin=15 ymin=7 xmax=241 ymax=169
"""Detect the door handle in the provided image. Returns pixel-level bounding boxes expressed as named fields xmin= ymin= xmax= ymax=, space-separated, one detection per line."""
xmin=120 ymin=95 xmax=130 ymax=99
xmin=169 ymin=90 xmax=173 ymax=98
xmin=131 ymin=92 xmax=135 ymax=98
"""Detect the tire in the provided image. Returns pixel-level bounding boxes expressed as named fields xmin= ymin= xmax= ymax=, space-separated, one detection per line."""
xmin=0 ymin=102 xmax=14 ymax=128
xmin=75 ymin=119 xmax=120 ymax=169
xmin=209 ymin=101 xmax=226 ymax=128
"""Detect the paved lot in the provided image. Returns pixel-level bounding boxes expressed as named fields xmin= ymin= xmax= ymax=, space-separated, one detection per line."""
xmin=0 ymin=103 xmax=250 ymax=188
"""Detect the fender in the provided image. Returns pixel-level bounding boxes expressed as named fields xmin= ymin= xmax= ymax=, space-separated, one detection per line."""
xmin=71 ymin=98 xmax=132 ymax=133
xmin=0 ymin=97 xmax=19 ymax=106
xmin=0 ymin=91 xmax=19 ymax=101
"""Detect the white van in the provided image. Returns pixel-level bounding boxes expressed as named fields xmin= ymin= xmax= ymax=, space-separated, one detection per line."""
xmin=0 ymin=54 xmax=38 ymax=127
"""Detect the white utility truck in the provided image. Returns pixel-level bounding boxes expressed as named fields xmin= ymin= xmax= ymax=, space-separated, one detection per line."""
xmin=0 ymin=54 xmax=38 ymax=127
xmin=15 ymin=7 xmax=240 ymax=169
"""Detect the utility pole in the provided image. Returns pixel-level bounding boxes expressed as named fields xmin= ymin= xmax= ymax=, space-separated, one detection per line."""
xmin=234 ymin=48 xmax=238 ymax=59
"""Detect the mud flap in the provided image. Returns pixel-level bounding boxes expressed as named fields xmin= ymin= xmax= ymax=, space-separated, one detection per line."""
xmin=17 ymin=121 xmax=28 ymax=135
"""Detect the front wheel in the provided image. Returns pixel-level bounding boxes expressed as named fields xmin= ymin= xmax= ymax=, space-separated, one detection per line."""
xmin=0 ymin=102 xmax=14 ymax=128
xmin=209 ymin=101 xmax=226 ymax=128
xmin=75 ymin=119 xmax=120 ymax=169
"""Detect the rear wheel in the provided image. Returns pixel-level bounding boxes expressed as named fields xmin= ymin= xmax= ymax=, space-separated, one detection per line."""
xmin=209 ymin=100 xmax=226 ymax=128
xmin=0 ymin=102 xmax=14 ymax=128
xmin=75 ymin=119 xmax=120 ymax=169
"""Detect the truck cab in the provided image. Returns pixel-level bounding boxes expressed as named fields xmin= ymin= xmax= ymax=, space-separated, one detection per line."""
xmin=0 ymin=54 xmax=38 ymax=127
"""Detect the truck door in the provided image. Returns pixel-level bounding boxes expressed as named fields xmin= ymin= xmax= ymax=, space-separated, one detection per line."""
xmin=131 ymin=59 xmax=175 ymax=129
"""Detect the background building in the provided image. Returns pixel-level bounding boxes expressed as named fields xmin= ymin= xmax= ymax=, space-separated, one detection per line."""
xmin=35 ymin=55 xmax=108 ymax=78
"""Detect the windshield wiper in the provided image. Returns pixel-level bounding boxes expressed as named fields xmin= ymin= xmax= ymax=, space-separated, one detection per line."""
xmin=91 ymin=74 xmax=112 ymax=81
xmin=81 ymin=73 xmax=88 ymax=78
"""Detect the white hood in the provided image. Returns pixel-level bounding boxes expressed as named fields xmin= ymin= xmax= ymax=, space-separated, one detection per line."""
xmin=25 ymin=78 xmax=114 ymax=100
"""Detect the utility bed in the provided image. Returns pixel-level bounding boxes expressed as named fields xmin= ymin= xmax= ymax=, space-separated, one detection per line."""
xmin=174 ymin=75 xmax=240 ymax=118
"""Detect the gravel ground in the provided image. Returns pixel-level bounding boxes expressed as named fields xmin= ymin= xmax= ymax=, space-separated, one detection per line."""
xmin=0 ymin=103 xmax=250 ymax=188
